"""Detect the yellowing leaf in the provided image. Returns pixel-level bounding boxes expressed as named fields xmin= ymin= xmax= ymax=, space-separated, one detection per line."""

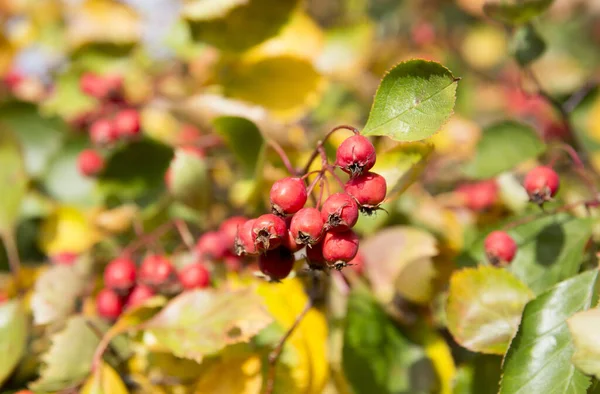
xmin=567 ymin=308 xmax=600 ymax=379
xmin=66 ymin=0 xmax=141 ymax=49
xmin=221 ymin=56 xmax=324 ymax=121
xmin=0 ymin=300 xmax=27 ymax=387
xmin=81 ymin=361 xmax=128 ymax=394
xmin=194 ymin=352 xmax=262 ymax=394
xmin=39 ymin=206 xmax=100 ymax=256
xmin=142 ymin=287 xmax=272 ymax=362
xmin=0 ymin=129 xmax=27 ymax=233
xmin=183 ymin=0 xmax=249 ymax=21
xmin=422 ymin=330 xmax=455 ymax=394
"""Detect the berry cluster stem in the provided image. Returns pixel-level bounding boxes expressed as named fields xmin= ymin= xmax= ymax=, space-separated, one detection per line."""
xmin=302 ymin=125 xmax=359 ymax=174
xmin=267 ymin=139 xmax=298 ymax=176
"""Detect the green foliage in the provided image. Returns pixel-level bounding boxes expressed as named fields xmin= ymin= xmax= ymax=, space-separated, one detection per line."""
xmin=0 ymin=130 xmax=27 ymax=233
xmin=362 ymin=60 xmax=458 ymax=142
xmin=484 ymin=0 xmax=554 ymax=25
xmin=0 ymin=300 xmax=27 ymax=387
xmin=511 ymin=25 xmax=547 ymax=66
xmin=499 ymin=270 xmax=598 ymax=394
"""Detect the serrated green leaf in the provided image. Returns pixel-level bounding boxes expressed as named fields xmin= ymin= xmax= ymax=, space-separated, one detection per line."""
xmin=484 ymin=0 xmax=554 ymax=25
xmin=371 ymin=142 xmax=433 ymax=201
xmin=568 ymin=308 xmax=600 ymax=379
xmin=459 ymin=213 xmax=594 ymax=294
xmin=0 ymin=300 xmax=27 ymax=387
xmin=0 ymin=130 xmax=27 ymax=233
xmin=187 ymin=0 xmax=299 ymax=52
xmin=169 ymin=148 xmax=210 ymax=211
xmin=30 ymin=316 xmax=105 ymax=392
xmin=362 ymin=60 xmax=458 ymax=142
xmin=446 ymin=267 xmax=534 ymax=355
xmin=463 ymin=121 xmax=545 ymax=179
xmin=342 ymin=288 xmax=436 ymax=394
xmin=511 ymin=24 xmax=546 ymax=66
xmin=142 ymin=287 xmax=272 ymax=362
xmin=499 ymin=270 xmax=598 ymax=394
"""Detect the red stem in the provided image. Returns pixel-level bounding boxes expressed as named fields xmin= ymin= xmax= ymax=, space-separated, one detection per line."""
xmin=267 ymin=139 xmax=297 ymax=176
xmin=302 ymin=125 xmax=359 ymax=174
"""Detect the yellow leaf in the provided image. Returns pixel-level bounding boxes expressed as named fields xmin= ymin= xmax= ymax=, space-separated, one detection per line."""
xmin=422 ymin=331 xmax=456 ymax=394
xmin=586 ymin=95 xmax=600 ymax=144
xmin=0 ymin=32 xmax=15 ymax=75
xmin=39 ymin=206 xmax=100 ymax=256
xmin=460 ymin=25 xmax=507 ymax=71
xmin=81 ymin=361 xmax=128 ymax=394
xmin=66 ymin=0 xmax=141 ymax=50
xmin=257 ymin=278 xmax=328 ymax=394
xmin=194 ymin=352 xmax=262 ymax=394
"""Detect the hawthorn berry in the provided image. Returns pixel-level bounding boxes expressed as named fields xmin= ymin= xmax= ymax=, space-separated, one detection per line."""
xmin=219 ymin=216 xmax=248 ymax=249
xmin=456 ymin=180 xmax=498 ymax=211
xmin=252 ymin=214 xmax=287 ymax=252
xmin=96 ymin=288 xmax=123 ymax=319
xmin=104 ymin=257 xmax=137 ymax=291
xmin=50 ymin=252 xmax=78 ymax=265
xmin=139 ymin=254 xmax=175 ymax=286
xmin=348 ymin=251 xmax=365 ymax=275
xmin=290 ymin=207 xmax=324 ymax=246
xmin=235 ymin=219 xmax=258 ymax=256
xmin=344 ymin=172 xmax=387 ymax=210
xmin=114 ymin=108 xmax=141 ymax=138
xmin=321 ymin=192 xmax=359 ymax=232
xmin=77 ymin=149 xmax=105 ymax=177
xmin=283 ymin=229 xmax=301 ymax=252
xmin=305 ymin=241 xmax=326 ymax=269
xmin=322 ymin=230 xmax=359 ymax=264
xmin=270 ymin=177 xmax=308 ymax=216
xmin=258 ymin=247 xmax=295 ymax=281
xmin=126 ymin=285 xmax=155 ymax=309
xmin=484 ymin=230 xmax=517 ymax=265
xmin=179 ymin=263 xmax=211 ymax=289
xmin=336 ymin=135 xmax=376 ymax=177
xmin=524 ymin=166 xmax=560 ymax=204
xmin=223 ymin=253 xmax=244 ymax=272
xmin=89 ymin=118 xmax=118 ymax=146
xmin=195 ymin=231 xmax=228 ymax=261
xmin=80 ymin=73 xmax=107 ymax=98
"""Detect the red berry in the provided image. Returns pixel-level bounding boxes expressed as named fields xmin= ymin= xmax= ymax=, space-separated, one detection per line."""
xmin=223 ymin=252 xmax=244 ymax=272
xmin=456 ymin=180 xmax=498 ymax=211
xmin=195 ymin=231 xmax=228 ymax=261
xmin=258 ymin=247 xmax=295 ymax=281
xmin=126 ymin=285 xmax=155 ymax=309
xmin=336 ymin=135 xmax=376 ymax=177
xmin=139 ymin=255 xmax=175 ymax=286
xmin=89 ymin=118 xmax=118 ymax=146
xmin=322 ymin=230 xmax=359 ymax=263
xmin=348 ymin=251 xmax=365 ymax=275
xmin=80 ymin=72 xmax=107 ymax=98
xmin=321 ymin=193 xmax=359 ymax=232
xmin=179 ymin=263 xmax=211 ymax=289
xmin=78 ymin=149 xmax=105 ymax=177
xmin=290 ymin=207 xmax=324 ymax=246
xmin=344 ymin=172 xmax=387 ymax=209
xmin=3 ymin=69 xmax=24 ymax=90
xmin=219 ymin=216 xmax=248 ymax=249
xmin=104 ymin=74 xmax=123 ymax=96
xmin=96 ymin=288 xmax=123 ymax=319
xmin=282 ymin=229 xmax=300 ymax=252
xmin=178 ymin=124 xmax=202 ymax=144
xmin=484 ymin=230 xmax=517 ymax=265
xmin=524 ymin=166 xmax=560 ymax=204
xmin=114 ymin=109 xmax=141 ymax=138
xmin=235 ymin=219 xmax=258 ymax=256
xmin=104 ymin=257 xmax=137 ymax=291
xmin=270 ymin=177 xmax=308 ymax=216
xmin=50 ymin=252 xmax=78 ymax=265
xmin=305 ymin=241 xmax=326 ymax=268
xmin=252 ymin=214 xmax=287 ymax=252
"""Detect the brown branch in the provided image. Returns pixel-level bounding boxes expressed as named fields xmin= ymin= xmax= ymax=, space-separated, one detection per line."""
xmin=174 ymin=219 xmax=195 ymax=252
xmin=266 ymin=139 xmax=297 ymax=176
xmin=122 ymin=220 xmax=175 ymax=256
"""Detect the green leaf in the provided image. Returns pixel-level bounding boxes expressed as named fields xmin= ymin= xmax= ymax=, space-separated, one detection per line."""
xmin=142 ymin=287 xmax=272 ymax=362
xmin=499 ymin=270 xmax=599 ymax=394
xmin=511 ymin=24 xmax=546 ymax=66
xmin=98 ymin=139 xmax=173 ymax=202
xmin=0 ymin=300 xmax=27 ymax=387
xmin=183 ymin=0 xmax=248 ymax=21
xmin=484 ymin=0 xmax=554 ymax=25
xmin=0 ymin=102 xmax=65 ymax=178
xmin=453 ymin=355 xmax=502 ymax=394
xmin=463 ymin=121 xmax=545 ymax=179
xmin=362 ymin=60 xmax=458 ymax=142
xmin=0 ymin=130 xmax=27 ymax=233
xmin=169 ymin=148 xmax=211 ymax=212
xmin=371 ymin=142 xmax=433 ymax=201
xmin=42 ymin=69 xmax=98 ymax=120
xmin=342 ymin=288 xmax=436 ymax=394
xmin=31 ymin=316 xmax=105 ymax=392
xmin=212 ymin=116 xmax=265 ymax=178
xmin=446 ymin=266 xmax=534 ymax=355
xmin=187 ymin=0 xmax=299 ymax=52
xmin=568 ymin=308 xmax=600 ymax=379
xmin=459 ymin=213 xmax=594 ymax=294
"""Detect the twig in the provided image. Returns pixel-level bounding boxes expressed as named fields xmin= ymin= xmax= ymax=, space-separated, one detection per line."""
xmin=86 ymin=319 xmax=122 ymax=367
xmin=302 ymin=125 xmax=359 ymax=174
xmin=563 ymin=82 xmax=596 ymax=113
xmin=1 ymin=231 xmax=21 ymax=291
xmin=174 ymin=219 xmax=195 ymax=252
xmin=266 ymin=139 xmax=297 ymax=176
xmin=122 ymin=221 xmax=175 ymax=256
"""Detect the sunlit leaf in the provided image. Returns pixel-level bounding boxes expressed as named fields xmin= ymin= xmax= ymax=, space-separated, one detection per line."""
xmin=169 ymin=148 xmax=211 ymax=212
xmin=0 ymin=129 xmax=27 ymax=233
xmin=463 ymin=121 xmax=545 ymax=179
xmin=511 ymin=24 xmax=546 ymax=66
xmin=362 ymin=60 xmax=458 ymax=142
xmin=360 ymin=226 xmax=438 ymax=304
xmin=194 ymin=351 xmax=262 ymax=394
xmin=0 ymin=300 xmax=27 ymax=387
xmin=142 ymin=287 xmax=272 ymax=362
xmin=31 ymin=316 xmax=106 ymax=392
xmin=212 ymin=116 xmax=265 ymax=177
xmin=499 ymin=270 xmax=598 ymax=394
xmin=571 ymin=90 xmax=600 ymax=173
xmin=446 ymin=266 xmax=534 ymax=354
xmin=484 ymin=0 xmax=553 ymax=25
xmin=81 ymin=361 xmax=128 ymax=394
xmin=567 ymin=308 xmax=600 ymax=379
xmin=183 ymin=0 xmax=249 ymax=21
xmin=39 ymin=206 xmax=100 ymax=256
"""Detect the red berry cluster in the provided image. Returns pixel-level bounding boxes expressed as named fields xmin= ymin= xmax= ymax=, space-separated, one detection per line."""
xmin=75 ymin=72 xmax=141 ymax=178
xmin=482 ymin=166 xmax=560 ymax=266
xmin=234 ymin=134 xmax=386 ymax=281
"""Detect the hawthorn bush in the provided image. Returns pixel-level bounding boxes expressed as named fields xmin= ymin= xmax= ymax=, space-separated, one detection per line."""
xmin=1 ymin=0 xmax=600 ymax=393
